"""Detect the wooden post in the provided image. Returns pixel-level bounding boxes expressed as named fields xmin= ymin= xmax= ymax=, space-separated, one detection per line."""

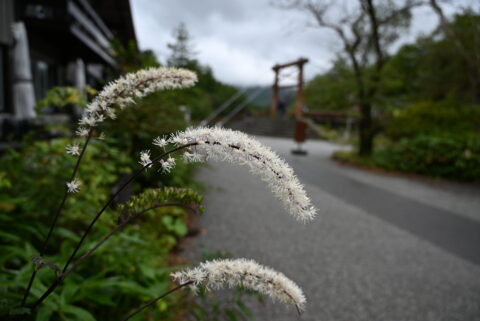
xmin=295 ymin=60 xmax=305 ymax=120
xmin=271 ymin=66 xmax=279 ymax=117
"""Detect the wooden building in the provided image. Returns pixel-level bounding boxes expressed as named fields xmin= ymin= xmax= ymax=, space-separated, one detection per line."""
xmin=0 ymin=0 xmax=136 ymax=141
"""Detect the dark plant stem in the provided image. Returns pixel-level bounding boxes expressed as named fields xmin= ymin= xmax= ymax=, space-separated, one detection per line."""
xmin=29 ymin=143 xmax=196 ymax=310
xmin=62 ymin=203 xmax=194 ymax=281
xmin=121 ymin=281 xmax=194 ymax=321
xmin=62 ymin=143 xmax=195 ymax=273
xmin=22 ymin=131 xmax=93 ymax=306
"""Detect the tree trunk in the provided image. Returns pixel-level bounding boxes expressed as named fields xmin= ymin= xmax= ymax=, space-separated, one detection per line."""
xmin=359 ymin=102 xmax=374 ymax=156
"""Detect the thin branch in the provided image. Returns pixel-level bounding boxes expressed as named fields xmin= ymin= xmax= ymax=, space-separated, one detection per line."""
xmin=306 ymin=2 xmax=349 ymax=43
xmin=61 ymin=203 xmax=196 ymax=281
xmin=303 ymin=1 xmax=367 ymax=99
xmin=25 ymin=203 xmax=196 ymax=313
xmin=22 ymin=129 xmax=94 ymax=306
xmin=28 ymin=143 xmax=197 ymax=310
xmin=429 ymin=0 xmax=476 ymax=66
xmin=121 ymin=281 xmax=194 ymax=321
xmin=62 ymin=143 xmax=197 ymax=273
xmin=377 ymin=0 xmax=424 ymax=26
xmin=430 ymin=0 xmax=480 ymax=103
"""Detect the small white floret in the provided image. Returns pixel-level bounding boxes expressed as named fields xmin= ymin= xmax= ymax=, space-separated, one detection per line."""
xmin=153 ymin=136 xmax=168 ymax=148
xmin=159 ymin=156 xmax=176 ymax=173
xmin=183 ymin=152 xmax=203 ymax=163
xmin=66 ymin=143 xmax=80 ymax=156
xmin=76 ymin=127 xmax=89 ymax=137
xmin=66 ymin=179 xmax=80 ymax=193
xmin=139 ymin=150 xmax=152 ymax=168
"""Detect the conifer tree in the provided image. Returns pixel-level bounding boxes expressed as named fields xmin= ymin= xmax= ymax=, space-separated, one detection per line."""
xmin=167 ymin=23 xmax=196 ymax=67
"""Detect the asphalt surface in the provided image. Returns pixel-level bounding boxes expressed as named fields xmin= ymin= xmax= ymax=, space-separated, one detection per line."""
xmin=186 ymin=136 xmax=480 ymax=321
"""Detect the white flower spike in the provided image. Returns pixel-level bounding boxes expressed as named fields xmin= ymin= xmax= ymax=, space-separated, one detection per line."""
xmin=66 ymin=179 xmax=80 ymax=193
xmin=171 ymin=258 xmax=306 ymax=313
xmin=76 ymin=67 xmax=197 ymax=138
xmin=167 ymin=127 xmax=316 ymax=221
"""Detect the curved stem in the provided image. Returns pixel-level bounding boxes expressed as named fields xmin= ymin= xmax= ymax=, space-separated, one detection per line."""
xmin=29 ymin=143 xmax=196 ymax=310
xmin=121 ymin=281 xmax=193 ymax=321
xmin=62 ymin=203 xmax=195 ymax=281
xmin=22 ymin=130 xmax=93 ymax=306
xmin=62 ymin=143 xmax=196 ymax=273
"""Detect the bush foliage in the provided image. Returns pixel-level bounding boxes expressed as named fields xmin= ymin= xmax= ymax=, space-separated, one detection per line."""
xmin=375 ymin=135 xmax=480 ymax=181
xmin=0 ymin=139 xmax=201 ymax=320
xmin=386 ymin=101 xmax=480 ymax=140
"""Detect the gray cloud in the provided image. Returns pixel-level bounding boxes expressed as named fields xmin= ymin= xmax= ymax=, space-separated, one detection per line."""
xmin=131 ymin=0 xmax=476 ymax=86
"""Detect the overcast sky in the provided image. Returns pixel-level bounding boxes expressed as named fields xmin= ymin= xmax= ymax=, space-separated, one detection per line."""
xmin=131 ymin=0 xmax=476 ymax=87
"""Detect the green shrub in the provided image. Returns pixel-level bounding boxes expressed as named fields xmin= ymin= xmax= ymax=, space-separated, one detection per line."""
xmin=386 ymin=100 xmax=480 ymax=139
xmin=335 ymin=135 xmax=480 ymax=182
xmin=0 ymin=139 xmax=130 ymax=227
xmin=0 ymin=139 xmax=197 ymax=320
xmin=36 ymin=87 xmax=88 ymax=112
xmin=374 ymin=135 xmax=480 ymax=181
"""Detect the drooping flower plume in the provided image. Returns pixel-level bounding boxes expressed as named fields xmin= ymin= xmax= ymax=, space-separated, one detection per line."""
xmin=77 ymin=67 xmax=197 ymax=137
xmin=171 ymin=258 xmax=306 ymax=313
xmin=165 ymin=127 xmax=316 ymax=221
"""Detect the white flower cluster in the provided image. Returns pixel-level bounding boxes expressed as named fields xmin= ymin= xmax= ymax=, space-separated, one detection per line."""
xmin=66 ymin=143 xmax=80 ymax=156
xmin=167 ymin=127 xmax=316 ymax=221
xmin=66 ymin=179 xmax=80 ymax=193
xmin=139 ymin=150 xmax=152 ymax=168
xmin=76 ymin=67 xmax=197 ymax=137
xmin=153 ymin=136 xmax=169 ymax=148
xmin=138 ymin=151 xmax=176 ymax=172
xmin=183 ymin=151 xmax=204 ymax=163
xmin=159 ymin=157 xmax=176 ymax=173
xmin=171 ymin=258 xmax=306 ymax=312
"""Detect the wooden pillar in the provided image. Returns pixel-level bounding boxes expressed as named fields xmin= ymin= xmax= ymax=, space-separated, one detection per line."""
xmin=295 ymin=61 xmax=305 ymax=120
xmin=271 ymin=66 xmax=279 ymax=117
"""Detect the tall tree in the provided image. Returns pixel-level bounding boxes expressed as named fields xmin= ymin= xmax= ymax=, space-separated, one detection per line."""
xmin=167 ymin=22 xmax=197 ymax=67
xmin=277 ymin=0 xmax=421 ymax=155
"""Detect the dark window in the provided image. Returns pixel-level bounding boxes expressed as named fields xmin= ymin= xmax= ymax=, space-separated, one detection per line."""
xmin=33 ymin=60 xmax=49 ymax=100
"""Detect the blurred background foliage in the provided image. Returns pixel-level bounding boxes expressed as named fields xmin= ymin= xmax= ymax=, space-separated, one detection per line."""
xmin=305 ymin=11 xmax=480 ymax=181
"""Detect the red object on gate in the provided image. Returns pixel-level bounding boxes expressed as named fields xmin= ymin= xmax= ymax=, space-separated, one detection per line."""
xmin=294 ymin=120 xmax=307 ymax=143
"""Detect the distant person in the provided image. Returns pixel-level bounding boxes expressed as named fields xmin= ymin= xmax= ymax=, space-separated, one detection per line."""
xmin=278 ymin=98 xmax=286 ymax=119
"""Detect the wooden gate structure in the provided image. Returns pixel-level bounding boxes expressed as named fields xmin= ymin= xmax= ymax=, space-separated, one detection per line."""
xmin=271 ymin=58 xmax=309 ymax=153
xmin=271 ymin=57 xmax=308 ymax=119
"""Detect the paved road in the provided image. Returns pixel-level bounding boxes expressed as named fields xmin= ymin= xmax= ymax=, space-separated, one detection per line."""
xmin=187 ymin=136 xmax=480 ymax=321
